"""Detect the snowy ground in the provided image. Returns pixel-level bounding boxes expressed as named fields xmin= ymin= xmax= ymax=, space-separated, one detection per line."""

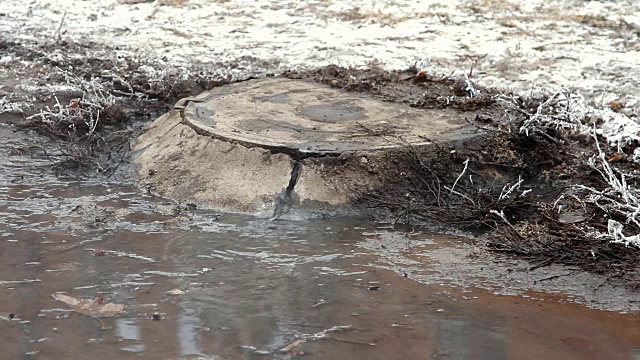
xmin=1 ymin=0 xmax=639 ymax=113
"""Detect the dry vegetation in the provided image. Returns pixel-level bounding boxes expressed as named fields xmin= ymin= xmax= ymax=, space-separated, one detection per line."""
xmin=0 ymin=37 xmax=272 ymax=174
xmin=288 ymin=65 xmax=640 ymax=287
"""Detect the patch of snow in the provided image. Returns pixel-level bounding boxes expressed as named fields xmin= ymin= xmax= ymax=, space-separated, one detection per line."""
xmin=0 ymin=96 xmax=24 ymax=114
xmin=595 ymin=109 xmax=640 ymax=152
xmin=0 ymin=0 xmax=637 ymax=112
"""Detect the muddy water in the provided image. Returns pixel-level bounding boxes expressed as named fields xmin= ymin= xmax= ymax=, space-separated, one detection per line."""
xmin=1 ymin=131 xmax=640 ymax=360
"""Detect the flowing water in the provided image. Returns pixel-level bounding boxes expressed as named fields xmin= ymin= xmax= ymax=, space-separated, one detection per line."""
xmin=1 ymin=127 xmax=639 ymax=360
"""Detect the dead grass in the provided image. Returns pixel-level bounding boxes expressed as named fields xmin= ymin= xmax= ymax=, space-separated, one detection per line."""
xmin=297 ymin=4 xmax=445 ymax=27
xmin=294 ymin=64 xmax=640 ymax=287
xmin=1 ymin=37 xmax=265 ymax=174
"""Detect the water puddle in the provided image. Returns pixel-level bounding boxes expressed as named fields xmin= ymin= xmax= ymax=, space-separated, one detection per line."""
xmin=0 ymin=129 xmax=639 ymax=359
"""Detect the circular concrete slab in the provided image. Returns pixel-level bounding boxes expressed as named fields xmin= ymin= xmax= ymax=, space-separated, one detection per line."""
xmin=135 ymin=77 xmax=488 ymax=214
xmin=180 ymin=78 xmax=473 ymax=156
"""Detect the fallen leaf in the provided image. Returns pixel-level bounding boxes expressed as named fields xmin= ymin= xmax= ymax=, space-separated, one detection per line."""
xmin=413 ymin=72 xmax=428 ymax=84
xmin=607 ymin=154 xmax=623 ymax=163
xmin=608 ymin=101 xmax=624 ymax=112
xmin=69 ymin=99 xmax=81 ymax=109
xmin=52 ymin=293 xmax=125 ymax=317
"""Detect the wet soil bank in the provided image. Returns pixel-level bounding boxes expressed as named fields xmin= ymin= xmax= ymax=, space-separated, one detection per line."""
xmin=286 ymin=66 xmax=640 ymax=289
xmin=0 ymin=37 xmax=267 ymax=174
xmin=2 ymin=37 xmax=639 ymax=297
xmin=1 ymin=131 xmax=639 ymax=359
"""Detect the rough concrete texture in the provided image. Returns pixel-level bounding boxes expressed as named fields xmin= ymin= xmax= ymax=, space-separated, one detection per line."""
xmin=182 ymin=78 xmax=476 ymax=155
xmin=133 ymin=110 xmax=294 ymax=213
xmin=296 ymin=152 xmax=390 ymax=207
xmin=134 ymin=78 xmax=484 ymax=213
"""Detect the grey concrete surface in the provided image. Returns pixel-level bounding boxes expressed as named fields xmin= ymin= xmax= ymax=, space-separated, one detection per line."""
xmin=133 ymin=78 xmax=484 ymax=214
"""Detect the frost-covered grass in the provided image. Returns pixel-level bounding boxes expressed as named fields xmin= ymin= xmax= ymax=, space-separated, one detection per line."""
xmin=0 ymin=96 xmax=24 ymax=114
xmin=506 ymin=87 xmax=640 ymax=248
xmin=27 ymin=72 xmax=117 ymax=138
xmin=1 ymin=0 xmax=638 ymax=111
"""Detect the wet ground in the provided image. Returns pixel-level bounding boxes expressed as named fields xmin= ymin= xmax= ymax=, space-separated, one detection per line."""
xmin=1 ymin=123 xmax=640 ymax=360
xmin=1 ymin=0 xmax=640 ymax=357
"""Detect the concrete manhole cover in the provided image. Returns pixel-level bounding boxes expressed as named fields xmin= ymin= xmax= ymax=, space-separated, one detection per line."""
xmin=179 ymin=78 xmax=474 ymax=156
xmin=135 ymin=77 xmax=485 ymax=213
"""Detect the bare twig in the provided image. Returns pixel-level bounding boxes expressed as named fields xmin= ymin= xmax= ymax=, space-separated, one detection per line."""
xmin=449 ymin=158 xmax=469 ymax=196
xmin=54 ymin=10 xmax=67 ymax=40
xmin=280 ymin=325 xmax=355 ymax=353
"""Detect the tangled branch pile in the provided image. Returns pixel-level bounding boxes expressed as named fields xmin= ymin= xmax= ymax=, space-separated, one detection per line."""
xmin=23 ymin=71 xmax=132 ymax=172
xmin=3 ymin=38 xmax=274 ymax=173
xmin=367 ymin=75 xmax=640 ymax=286
xmin=493 ymin=90 xmax=640 ymax=286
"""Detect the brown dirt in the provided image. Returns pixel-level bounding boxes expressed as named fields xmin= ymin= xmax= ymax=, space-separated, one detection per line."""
xmin=285 ymin=65 xmax=499 ymax=112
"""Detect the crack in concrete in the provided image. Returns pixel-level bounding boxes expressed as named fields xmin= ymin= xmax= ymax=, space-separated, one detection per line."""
xmin=271 ymin=161 xmax=302 ymax=220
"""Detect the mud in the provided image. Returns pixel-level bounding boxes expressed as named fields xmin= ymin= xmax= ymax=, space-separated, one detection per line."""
xmin=284 ymin=66 xmax=640 ymax=290
xmin=2 ymin=31 xmax=639 ymax=288
xmin=0 ymin=36 xmax=272 ymax=173
xmin=358 ymin=230 xmax=640 ymax=313
xmin=2 ymin=125 xmax=640 ymax=359
xmin=1 ymin=4 xmax=640 ymax=357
